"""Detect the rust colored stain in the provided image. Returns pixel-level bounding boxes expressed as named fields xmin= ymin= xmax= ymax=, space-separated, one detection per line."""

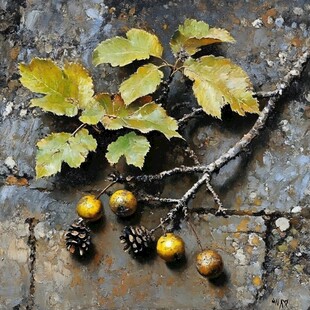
xmin=289 ymin=239 xmax=299 ymax=250
xmin=197 ymin=2 xmax=207 ymax=12
xmin=128 ymin=7 xmax=136 ymax=16
xmin=236 ymin=218 xmax=250 ymax=232
xmin=231 ymin=15 xmax=241 ymax=26
xmin=234 ymin=195 xmax=243 ymax=210
xmin=249 ymin=235 xmax=261 ymax=247
xmin=291 ymin=37 xmax=303 ymax=47
xmin=262 ymin=8 xmax=278 ymax=27
xmin=246 ymin=245 xmax=253 ymax=255
xmin=253 ymin=197 xmax=262 ymax=206
xmin=233 ymin=232 xmax=241 ymax=239
xmin=206 ymin=278 xmax=229 ymax=299
xmin=254 ymin=224 xmax=262 ymax=233
xmin=104 ymin=255 xmax=114 ymax=269
xmin=94 ymin=253 xmax=103 ymax=266
xmin=70 ymin=272 xmax=83 ymax=287
xmin=10 ymin=46 xmax=20 ymax=61
xmin=213 ymin=286 xmax=229 ymax=299
xmin=134 ymin=289 xmax=149 ymax=301
xmin=111 ymin=271 xmax=153 ymax=298
xmin=88 ymin=252 xmax=104 ymax=273
xmin=5 ymin=175 xmax=29 ymax=186
xmin=112 ymin=274 xmax=128 ymax=298
xmin=254 ymin=147 xmax=266 ymax=166
xmin=252 ymin=275 xmax=263 ymax=287
xmin=166 ymin=276 xmax=176 ymax=286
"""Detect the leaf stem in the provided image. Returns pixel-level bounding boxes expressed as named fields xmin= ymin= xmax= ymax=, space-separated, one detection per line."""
xmin=71 ymin=123 xmax=86 ymax=136
xmin=205 ymin=176 xmax=227 ymax=216
xmin=158 ymin=62 xmax=175 ymax=70
xmin=156 ymin=67 xmax=174 ymax=107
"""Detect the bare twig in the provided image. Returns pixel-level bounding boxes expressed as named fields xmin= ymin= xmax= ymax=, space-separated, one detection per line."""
xmin=178 ymin=108 xmax=203 ymax=126
xmin=124 ymin=165 xmax=205 ymax=183
xmin=205 ymin=97 xmax=276 ymax=174
xmin=158 ymin=173 xmax=210 ymax=228
xmin=138 ymin=194 xmax=179 ymax=204
xmin=205 ymin=175 xmax=227 ymax=216
xmin=255 ymin=51 xmax=309 ymax=97
xmin=156 ymin=68 xmax=174 ymax=108
xmin=124 ymin=51 xmax=309 ymax=231
xmin=255 ymin=89 xmax=279 ymax=98
xmin=126 ymin=50 xmax=310 ymax=184
xmin=184 ymin=146 xmax=201 ymax=165
xmin=170 ymin=101 xmax=194 ymax=112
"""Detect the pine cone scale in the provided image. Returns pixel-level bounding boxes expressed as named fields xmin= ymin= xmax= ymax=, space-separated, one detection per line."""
xmin=119 ymin=225 xmax=155 ymax=255
xmin=65 ymin=218 xmax=91 ymax=256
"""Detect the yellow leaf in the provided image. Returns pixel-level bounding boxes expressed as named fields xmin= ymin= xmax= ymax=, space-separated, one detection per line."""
xmin=184 ymin=56 xmax=259 ymax=118
xmin=96 ymin=94 xmax=181 ymax=139
xmin=170 ymin=19 xmax=235 ymax=56
xmin=120 ymin=64 xmax=163 ymax=105
xmin=79 ymin=98 xmax=106 ymax=125
xmin=178 ymin=19 xmax=212 ymax=38
xmin=93 ymin=29 xmax=163 ymax=67
xmin=19 ymin=58 xmax=94 ymax=116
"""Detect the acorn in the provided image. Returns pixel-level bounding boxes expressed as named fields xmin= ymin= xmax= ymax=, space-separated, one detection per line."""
xmin=196 ymin=249 xmax=224 ymax=278
xmin=76 ymin=195 xmax=103 ymax=222
xmin=109 ymin=189 xmax=137 ymax=217
xmin=156 ymin=233 xmax=185 ymax=262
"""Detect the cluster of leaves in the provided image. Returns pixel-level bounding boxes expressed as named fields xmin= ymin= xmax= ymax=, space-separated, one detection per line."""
xmin=19 ymin=19 xmax=259 ymax=179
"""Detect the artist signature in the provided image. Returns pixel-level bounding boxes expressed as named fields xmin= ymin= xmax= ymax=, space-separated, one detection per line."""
xmin=272 ymin=298 xmax=289 ymax=309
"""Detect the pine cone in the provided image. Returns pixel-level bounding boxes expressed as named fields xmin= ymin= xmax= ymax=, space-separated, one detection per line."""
xmin=120 ymin=225 xmax=155 ymax=255
xmin=65 ymin=218 xmax=91 ymax=256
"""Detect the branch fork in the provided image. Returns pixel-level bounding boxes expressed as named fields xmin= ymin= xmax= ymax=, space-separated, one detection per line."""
xmin=121 ymin=50 xmax=309 ymax=232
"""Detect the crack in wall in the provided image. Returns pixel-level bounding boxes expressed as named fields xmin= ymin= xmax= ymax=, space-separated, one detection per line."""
xmin=25 ymin=217 xmax=38 ymax=310
xmin=249 ymin=215 xmax=276 ymax=309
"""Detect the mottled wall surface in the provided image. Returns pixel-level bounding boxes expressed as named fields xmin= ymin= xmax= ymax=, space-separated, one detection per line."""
xmin=0 ymin=1 xmax=309 ymax=309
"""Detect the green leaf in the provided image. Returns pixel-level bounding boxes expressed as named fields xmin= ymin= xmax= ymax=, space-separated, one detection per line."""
xmin=183 ymin=56 xmax=259 ymax=118
xmin=79 ymin=99 xmax=106 ymax=125
xmin=106 ymin=132 xmax=150 ymax=168
xmin=120 ymin=64 xmax=163 ymax=105
xmin=19 ymin=58 xmax=94 ymax=116
xmin=36 ymin=129 xmax=97 ymax=178
xmin=96 ymin=94 xmax=182 ymax=139
xmin=93 ymin=29 xmax=163 ymax=67
xmin=170 ymin=19 xmax=235 ymax=56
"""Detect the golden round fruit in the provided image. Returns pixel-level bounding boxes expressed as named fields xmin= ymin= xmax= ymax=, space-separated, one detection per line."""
xmin=109 ymin=190 xmax=137 ymax=217
xmin=156 ymin=233 xmax=185 ymax=262
xmin=76 ymin=195 xmax=103 ymax=222
xmin=196 ymin=249 xmax=224 ymax=278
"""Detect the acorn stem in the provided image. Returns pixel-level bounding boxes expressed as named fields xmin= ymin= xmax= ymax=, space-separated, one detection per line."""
xmin=96 ymin=181 xmax=117 ymax=199
xmin=187 ymin=219 xmax=203 ymax=251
